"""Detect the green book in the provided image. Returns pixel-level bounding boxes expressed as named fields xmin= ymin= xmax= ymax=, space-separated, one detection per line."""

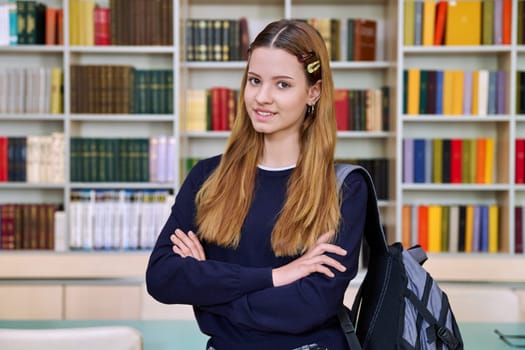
xmin=432 ymin=138 xmax=443 ymax=183
xmin=346 ymin=18 xmax=354 ymax=61
xmin=482 ymin=0 xmax=494 ymax=45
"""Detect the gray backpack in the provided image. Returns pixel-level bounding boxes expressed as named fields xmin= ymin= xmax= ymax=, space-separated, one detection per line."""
xmin=335 ymin=163 xmax=463 ymax=350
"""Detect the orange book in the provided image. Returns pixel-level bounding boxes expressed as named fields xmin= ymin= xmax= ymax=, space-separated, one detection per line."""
xmin=465 ymin=205 xmax=474 ymax=252
xmin=471 ymin=70 xmax=479 ymax=115
xmin=484 ymin=137 xmax=495 ymax=184
xmin=417 ymin=205 xmax=429 ymax=251
xmin=402 ymin=204 xmax=412 ymax=248
xmin=57 ymin=9 xmax=63 ymax=45
xmin=476 ymin=138 xmax=486 ymax=184
xmin=45 ymin=7 xmax=57 ymax=45
xmin=451 ymin=70 xmax=464 ymax=115
xmin=502 ymin=0 xmax=511 ymax=45
xmin=433 ymin=0 xmax=447 ymax=45
xmin=442 ymin=70 xmax=454 ymax=115
xmin=407 ymin=68 xmax=420 ymax=115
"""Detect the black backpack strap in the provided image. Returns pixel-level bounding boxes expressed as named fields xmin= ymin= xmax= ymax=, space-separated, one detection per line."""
xmin=337 ymin=306 xmax=362 ymax=350
xmin=335 ymin=163 xmax=388 ymax=254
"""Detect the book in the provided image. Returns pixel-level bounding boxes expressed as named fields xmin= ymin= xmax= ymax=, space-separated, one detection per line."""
xmin=353 ymin=18 xmax=376 ymax=61
xmin=433 ymin=0 xmax=447 ymax=45
xmin=422 ymin=0 xmax=435 ymax=46
xmin=404 ymin=0 xmax=415 ymax=46
xmin=445 ymin=1 xmax=481 ymax=45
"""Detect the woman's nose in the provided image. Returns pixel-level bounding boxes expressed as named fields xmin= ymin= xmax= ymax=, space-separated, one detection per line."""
xmin=255 ymin=84 xmax=272 ymax=104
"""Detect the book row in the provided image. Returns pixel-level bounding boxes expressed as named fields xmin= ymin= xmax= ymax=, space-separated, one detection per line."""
xmin=185 ymin=87 xmax=239 ymax=132
xmin=185 ymin=17 xmax=377 ymax=62
xmin=404 ymin=69 xmax=507 ymax=116
xmin=402 ymin=204 xmax=500 ymax=254
xmin=70 ymin=65 xmax=173 ymax=114
xmin=0 ymin=203 xmax=59 ymax=250
xmin=0 ymin=0 xmax=173 ymax=46
xmin=403 ymin=138 xmax=495 ymax=184
xmin=0 ymin=0 xmax=61 ymax=46
xmin=69 ymin=189 xmax=173 ymax=251
xmin=70 ymin=136 xmax=176 ymax=183
xmin=334 ymin=87 xmax=390 ymax=132
xmin=0 ymin=134 xmax=65 ymax=183
xmin=337 ymin=159 xmax=390 ymax=200
xmin=70 ymin=0 xmax=173 ymax=46
xmin=0 ymin=67 xmax=63 ymax=114
xmin=404 ymin=0 xmax=511 ymax=46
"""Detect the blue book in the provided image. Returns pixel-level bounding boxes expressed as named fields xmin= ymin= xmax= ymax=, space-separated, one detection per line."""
xmin=403 ymin=138 xmax=414 ymax=183
xmin=480 ymin=205 xmax=489 ymax=252
xmin=8 ymin=0 xmax=17 ymax=45
xmin=413 ymin=138 xmax=426 ymax=183
xmin=435 ymin=70 xmax=444 ymax=114
xmin=487 ymin=70 xmax=498 ymax=115
xmin=424 ymin=139 xmax=433 ymax=183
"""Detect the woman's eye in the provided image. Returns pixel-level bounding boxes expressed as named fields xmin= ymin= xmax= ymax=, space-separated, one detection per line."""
xmin=248 ymin=77 xmax=260 ymax=85
xmin=277 ymin=81 xmax=290 ymax=89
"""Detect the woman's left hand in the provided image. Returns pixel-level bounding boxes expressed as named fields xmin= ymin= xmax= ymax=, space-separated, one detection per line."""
xmin=170 ymin=229 xmax=206 ymax=261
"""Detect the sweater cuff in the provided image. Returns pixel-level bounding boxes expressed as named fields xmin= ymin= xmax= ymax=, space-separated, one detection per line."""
xmin=238 ymin=267 xmax=273 ymax=293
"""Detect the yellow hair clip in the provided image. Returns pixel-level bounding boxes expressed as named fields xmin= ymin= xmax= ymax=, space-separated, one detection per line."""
xmin=307 ymin=60 xmax=320 ymax=74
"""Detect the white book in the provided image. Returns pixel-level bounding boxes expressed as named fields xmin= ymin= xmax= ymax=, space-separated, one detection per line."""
xmin=69 ymin=191 xmax=83 ymax=249
xmin=166 ymin=136 xmax=176 ymax=183
xmin=102 ymin=191 xmax=115 ymax=249
xmin=139 ymin=191 xmax=155 ymax=249
xmin=0 ymin=69 xmax=7 ymax=114
xmin=0 ymin=5 xmax=10 ymax=46
xmin=26 ymin=136 xmax=40 ymax=183
xmin=93 ymin=190 xmax=105 ymax=250
xmin=82 ymin=190 xmax=95 ymax=250
xmin=477 ymin=69 xmax=489 ymax=116
xmin=449 ymin=205 xmax=459 ymax=253
xmin=118 ymin=190 xmax=131 ymax=250
xmin=128 ymin=191 xmax=142 ymax=250
xmin=149 ymin=136 xmax=159 ymax=183
xmin=156 ymin=135 xmax=168 ymax=183
xmin=54 ymin=210 xmax=67 ymax=252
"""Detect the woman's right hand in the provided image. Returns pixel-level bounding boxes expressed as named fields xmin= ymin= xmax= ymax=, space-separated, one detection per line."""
xmin=271 ymin=231 xmax=347 ymax=287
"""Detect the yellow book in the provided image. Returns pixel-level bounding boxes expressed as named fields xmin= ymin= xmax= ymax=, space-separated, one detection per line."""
xmin=471 ymin=70 xmax=479 ymax=115
xmin=50 ymin=67 xmax=63 ymax=114
xmin=407 ymin=68 xmax=420 ymax=115
xmin=69 ymin=0 xmax=79 ymax=45
xmin=484 ymin=137 xmax=495 ymax=183
xmin=442 ymin=70 xmax=454 ymax=115
xmin=433 ymin=138 xmax=443 ymax=183
xmin=465 ymin=205 xmax=474 ymax=252
xmin=488 ymin=204 xmax=499 ymax=253
xmin=427 ymin=205 xmax=442 ymax=252
xmin=80 ymin=0 xmax=95 ymax=46
xmin=404 ymin=0 xmax=416 ymax=46
xmin=422 ymin=0 xmax=436 ymax=46
xmin=185 ymin=90 xmax=207 ymax=131
xmin=451 ymin=70 xmax=464 ymax=115
xmin=445 ymin=1 xmax=482 ymax=45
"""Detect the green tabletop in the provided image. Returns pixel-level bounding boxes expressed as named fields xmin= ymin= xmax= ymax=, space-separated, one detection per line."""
xmin=0 ymin=320 xmax=523 ymax=349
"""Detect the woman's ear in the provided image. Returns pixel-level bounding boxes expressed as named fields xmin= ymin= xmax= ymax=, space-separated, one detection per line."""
xmin=307 ymin=80 xmax=322 ymax=105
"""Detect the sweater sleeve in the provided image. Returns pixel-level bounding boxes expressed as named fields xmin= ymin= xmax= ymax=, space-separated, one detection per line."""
xmin=199 ymin=172 xmax=368 ymax=334
xmin=145 ymin=159 xmax=274 ymax=306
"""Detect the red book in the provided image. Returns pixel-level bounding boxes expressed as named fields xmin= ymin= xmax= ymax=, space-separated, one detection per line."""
xmin=434 ymin=1 xmax=447 ymax=45
xmin=57 ymin=9 xmax=63 ymax=45
xmin=0 ymin=137 xmax=7 ymax=181
xmin=94 ymin=6 xmax=111 ymax=46
xmin=417 ymin=205 xmax=429 ymax=251
xmin=450 ymin=138 xmax=462 ymax=183
xmin=516 ymin=139 xmax=525 ymax=183
xmin=334 ymin=89 xmax=349 ymax=131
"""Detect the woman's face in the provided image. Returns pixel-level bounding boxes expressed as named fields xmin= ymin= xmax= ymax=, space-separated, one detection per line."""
xmin=244 ymin=47 xmax=320 ymax=140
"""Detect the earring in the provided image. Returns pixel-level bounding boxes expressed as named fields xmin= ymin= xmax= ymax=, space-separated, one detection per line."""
xmin=306 ymin=104 xmax=315 ymax=117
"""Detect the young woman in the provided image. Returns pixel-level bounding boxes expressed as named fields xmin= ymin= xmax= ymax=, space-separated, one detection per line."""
xmin=146 ymin=19 xmax=368 ymax=350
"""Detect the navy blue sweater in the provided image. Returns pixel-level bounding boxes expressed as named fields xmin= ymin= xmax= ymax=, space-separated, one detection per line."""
xmin=146 ymin=155 xmax=367 ymax=350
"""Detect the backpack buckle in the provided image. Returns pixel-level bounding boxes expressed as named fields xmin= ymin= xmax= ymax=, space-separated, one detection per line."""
xmin=436 ymin=326 xmax=460 ymax=349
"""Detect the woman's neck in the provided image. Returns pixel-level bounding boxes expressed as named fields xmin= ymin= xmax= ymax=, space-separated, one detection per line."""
xmin=259 ymin=137 xmax=300 ymax=168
